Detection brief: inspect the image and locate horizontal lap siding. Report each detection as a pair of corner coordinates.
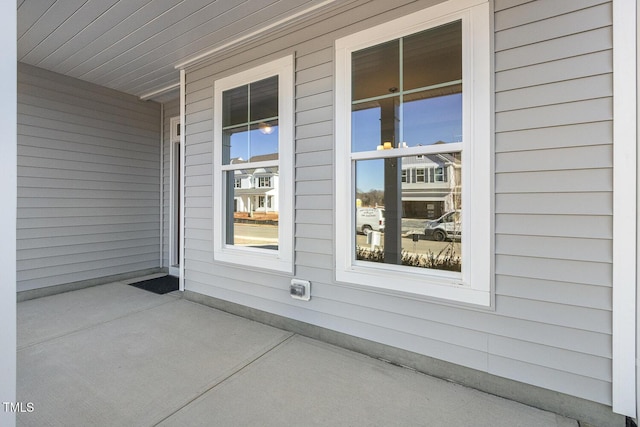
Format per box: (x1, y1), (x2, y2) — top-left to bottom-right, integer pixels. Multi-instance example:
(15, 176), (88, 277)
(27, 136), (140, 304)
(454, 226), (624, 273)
(17, 63), (161, 291)
(493, 0), (613, 404)
(183, 0), (614, 406)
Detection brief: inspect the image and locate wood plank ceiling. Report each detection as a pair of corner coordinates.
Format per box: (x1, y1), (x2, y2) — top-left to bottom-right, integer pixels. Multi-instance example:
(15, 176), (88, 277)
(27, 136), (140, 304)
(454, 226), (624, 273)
(17, 0), (332, 101)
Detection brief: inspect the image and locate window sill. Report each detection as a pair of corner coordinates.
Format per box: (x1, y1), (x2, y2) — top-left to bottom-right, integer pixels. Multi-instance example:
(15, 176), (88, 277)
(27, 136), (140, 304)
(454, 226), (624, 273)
(336, 265), (491, 307)
(214, 246), (292, 274)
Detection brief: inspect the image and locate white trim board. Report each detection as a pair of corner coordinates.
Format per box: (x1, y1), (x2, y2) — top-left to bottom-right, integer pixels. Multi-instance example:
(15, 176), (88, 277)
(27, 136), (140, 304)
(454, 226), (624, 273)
(178, 69), (186, 292)
(175, 0), (337, 70)
(612, 0), (637, 418)
(0, 0), (17, 422)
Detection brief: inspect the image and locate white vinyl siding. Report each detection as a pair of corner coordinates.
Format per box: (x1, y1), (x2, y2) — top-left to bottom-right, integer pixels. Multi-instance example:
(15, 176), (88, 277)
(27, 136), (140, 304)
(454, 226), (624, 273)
(181, 0), (615, 406)
(493, 0), (613, 404)
(17, 63), (161, 292)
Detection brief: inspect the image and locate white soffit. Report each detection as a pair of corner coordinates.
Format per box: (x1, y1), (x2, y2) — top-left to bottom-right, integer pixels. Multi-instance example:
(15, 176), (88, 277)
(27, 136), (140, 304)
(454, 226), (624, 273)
(17, 0), (338, 101)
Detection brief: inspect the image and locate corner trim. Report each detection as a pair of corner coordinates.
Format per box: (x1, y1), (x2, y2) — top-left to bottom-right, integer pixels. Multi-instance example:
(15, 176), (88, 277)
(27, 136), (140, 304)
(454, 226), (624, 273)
(612, 0), (638, 418)
(179, 69), (186, 292)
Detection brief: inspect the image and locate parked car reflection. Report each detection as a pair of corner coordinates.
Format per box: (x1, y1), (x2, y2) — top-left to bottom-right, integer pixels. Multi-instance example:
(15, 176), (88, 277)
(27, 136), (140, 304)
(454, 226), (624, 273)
(424, 210), (461, 241)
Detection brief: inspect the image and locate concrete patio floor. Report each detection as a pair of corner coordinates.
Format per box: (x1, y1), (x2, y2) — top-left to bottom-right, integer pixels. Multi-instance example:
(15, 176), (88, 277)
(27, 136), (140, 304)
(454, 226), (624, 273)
(17, 276), (579, 427)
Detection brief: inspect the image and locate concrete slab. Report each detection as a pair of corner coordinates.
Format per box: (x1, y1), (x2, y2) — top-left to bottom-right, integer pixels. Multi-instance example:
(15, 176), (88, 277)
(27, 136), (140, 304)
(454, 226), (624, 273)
(17, 283), (580, 427)
(18, 281), (174, 349)
(17, 298), (292, 427)
(159, 335), (578, 427)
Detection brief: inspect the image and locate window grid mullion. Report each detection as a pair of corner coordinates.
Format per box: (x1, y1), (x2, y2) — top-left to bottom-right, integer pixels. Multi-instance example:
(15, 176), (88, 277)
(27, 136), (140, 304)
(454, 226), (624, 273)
(351, 80), (462, 106)
(399, 37), (404, 145)
(247, 84), (251, 161)
(350, 143), (463, 161)
(221, 160), (278, 172)
(222, 115), (279, 131)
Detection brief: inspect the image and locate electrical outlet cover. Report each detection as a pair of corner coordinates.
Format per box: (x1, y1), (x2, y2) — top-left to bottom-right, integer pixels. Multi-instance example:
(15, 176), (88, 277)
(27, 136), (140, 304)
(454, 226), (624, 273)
(290, 279), (311, 301)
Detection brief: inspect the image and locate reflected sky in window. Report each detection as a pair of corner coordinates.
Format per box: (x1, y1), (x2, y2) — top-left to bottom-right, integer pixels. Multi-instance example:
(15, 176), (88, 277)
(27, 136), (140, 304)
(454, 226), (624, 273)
(351, 93), (461, 153)
(226, 123), (279, 163)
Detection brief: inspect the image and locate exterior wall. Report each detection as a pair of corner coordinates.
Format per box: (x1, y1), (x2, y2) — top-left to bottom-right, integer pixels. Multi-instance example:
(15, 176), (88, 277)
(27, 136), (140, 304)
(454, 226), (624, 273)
(182, 0), (614, 409)
(1, 1), (17, 424)
(17, 63), (162, 292)
(162, 98), (180, 268)
(493, 0), (613, 404)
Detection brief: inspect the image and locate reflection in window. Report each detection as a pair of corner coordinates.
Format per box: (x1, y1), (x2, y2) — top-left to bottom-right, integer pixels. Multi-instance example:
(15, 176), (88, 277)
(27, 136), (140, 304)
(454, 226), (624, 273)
(257, 176), (272, 188)
(222, 76), (279, 165)
(351, 21), (463, 273)
(225, 166), (279, 250)
(351, 21), (462, 153)
(221, 75), (279, 251)
(355, 155), (461, 272)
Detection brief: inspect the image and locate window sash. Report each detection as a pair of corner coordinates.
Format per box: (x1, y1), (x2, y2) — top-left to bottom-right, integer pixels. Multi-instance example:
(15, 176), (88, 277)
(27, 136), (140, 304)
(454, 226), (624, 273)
(335, 0), (491, 306)
(213, 55), (294, 273)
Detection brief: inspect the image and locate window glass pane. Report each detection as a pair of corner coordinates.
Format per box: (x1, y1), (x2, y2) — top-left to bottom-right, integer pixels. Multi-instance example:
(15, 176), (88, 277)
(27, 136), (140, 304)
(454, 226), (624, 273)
(352, 103), (380, 152)
(223, 125), (249, 165)
(352, 40), (399, 102)
(403, 21), (462, 91)
(403, 88), (462, 146)
(248, 120), (279, 161)
(223, 85), (248, 127)
(352, 97), (400, 152)
(250, 76), (278, 122)
(355, 154), (461, 272)
(225, 166), (279, 250)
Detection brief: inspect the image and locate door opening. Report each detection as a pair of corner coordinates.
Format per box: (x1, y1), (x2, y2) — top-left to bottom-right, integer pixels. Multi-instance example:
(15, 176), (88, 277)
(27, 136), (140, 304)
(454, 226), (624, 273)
(169, 117), (181, 276)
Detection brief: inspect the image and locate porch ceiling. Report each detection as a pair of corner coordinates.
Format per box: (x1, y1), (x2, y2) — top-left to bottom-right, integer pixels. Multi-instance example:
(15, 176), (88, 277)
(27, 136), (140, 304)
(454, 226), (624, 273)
(17, 0), (335, 102)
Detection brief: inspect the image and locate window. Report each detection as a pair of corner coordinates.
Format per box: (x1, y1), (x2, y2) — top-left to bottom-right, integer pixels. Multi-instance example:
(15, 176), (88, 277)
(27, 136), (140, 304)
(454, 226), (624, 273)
(213, 56), (294, 272)
(257, 176), (272, 188)
(335, 0), (491, 306)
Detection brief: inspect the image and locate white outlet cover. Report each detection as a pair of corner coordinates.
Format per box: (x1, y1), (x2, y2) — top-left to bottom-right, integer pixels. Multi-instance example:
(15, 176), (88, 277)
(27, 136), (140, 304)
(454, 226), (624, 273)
(290, 279), (311, 301)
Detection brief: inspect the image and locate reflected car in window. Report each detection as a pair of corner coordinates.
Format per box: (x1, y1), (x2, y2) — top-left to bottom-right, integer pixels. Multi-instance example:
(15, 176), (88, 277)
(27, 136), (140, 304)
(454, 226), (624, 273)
(424, 210), (461, 241)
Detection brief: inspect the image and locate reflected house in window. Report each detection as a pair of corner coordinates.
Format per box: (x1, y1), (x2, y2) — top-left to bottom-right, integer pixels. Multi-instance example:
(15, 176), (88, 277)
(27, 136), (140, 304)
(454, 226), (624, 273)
(230, 153), (279, 214)
(401, 147), (461, 220)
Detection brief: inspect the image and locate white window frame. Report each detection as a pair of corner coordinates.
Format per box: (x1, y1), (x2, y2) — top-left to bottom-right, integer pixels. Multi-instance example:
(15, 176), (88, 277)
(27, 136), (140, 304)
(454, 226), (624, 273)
(335, 0), (492, 306)
(213, 55), (294, 273)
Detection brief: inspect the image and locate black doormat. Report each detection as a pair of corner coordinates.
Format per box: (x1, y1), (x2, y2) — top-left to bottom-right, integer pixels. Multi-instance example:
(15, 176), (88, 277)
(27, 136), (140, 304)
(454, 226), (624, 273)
(129, 275), (179, 294)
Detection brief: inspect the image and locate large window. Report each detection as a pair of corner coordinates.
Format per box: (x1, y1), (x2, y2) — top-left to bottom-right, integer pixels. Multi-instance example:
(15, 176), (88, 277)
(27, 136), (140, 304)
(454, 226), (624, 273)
(335, 0), (491, 305)
(213, 56), (293, 272)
